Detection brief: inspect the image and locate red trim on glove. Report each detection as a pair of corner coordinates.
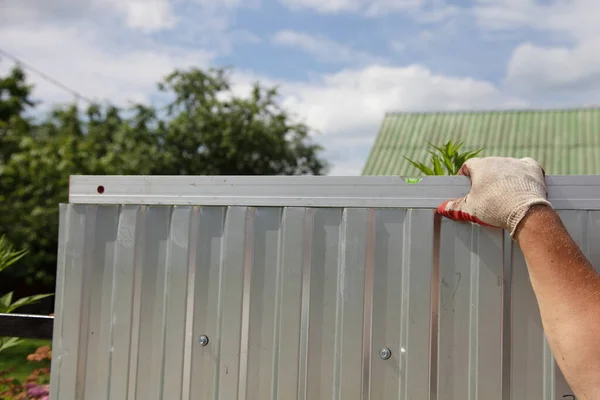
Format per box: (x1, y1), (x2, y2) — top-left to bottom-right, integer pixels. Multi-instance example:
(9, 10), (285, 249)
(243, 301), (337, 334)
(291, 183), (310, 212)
(436, 200), (495, 228)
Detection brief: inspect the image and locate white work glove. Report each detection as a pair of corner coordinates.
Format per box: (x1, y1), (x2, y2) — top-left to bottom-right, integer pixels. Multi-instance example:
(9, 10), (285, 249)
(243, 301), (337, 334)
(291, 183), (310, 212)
(436, 156), (552, 237)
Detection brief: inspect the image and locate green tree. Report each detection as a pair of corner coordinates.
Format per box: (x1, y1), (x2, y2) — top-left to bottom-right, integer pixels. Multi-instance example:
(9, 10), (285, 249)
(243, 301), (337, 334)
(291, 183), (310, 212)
(0, 65), (36, 164)
(0, 63), (328, 297)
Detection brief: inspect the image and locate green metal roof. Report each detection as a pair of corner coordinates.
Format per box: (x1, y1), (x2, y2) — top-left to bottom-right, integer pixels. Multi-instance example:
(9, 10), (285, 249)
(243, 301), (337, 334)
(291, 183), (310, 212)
(362, 107), (600, 176)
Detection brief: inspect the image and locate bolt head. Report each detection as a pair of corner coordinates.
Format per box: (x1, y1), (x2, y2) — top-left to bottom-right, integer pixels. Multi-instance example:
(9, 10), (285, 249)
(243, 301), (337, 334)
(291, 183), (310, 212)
(199, 335), (209, 346)
(379, 347), (391, 360)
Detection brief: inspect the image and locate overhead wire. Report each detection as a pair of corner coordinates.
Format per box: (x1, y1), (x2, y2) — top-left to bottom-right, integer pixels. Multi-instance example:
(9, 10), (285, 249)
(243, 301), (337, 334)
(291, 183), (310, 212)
(0, 47), (95, 104)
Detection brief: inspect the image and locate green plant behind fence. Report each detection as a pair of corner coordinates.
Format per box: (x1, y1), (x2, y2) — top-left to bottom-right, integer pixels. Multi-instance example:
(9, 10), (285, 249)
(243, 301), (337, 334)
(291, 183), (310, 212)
(404, 140), (483, 176)
(0, 236), (53, 353)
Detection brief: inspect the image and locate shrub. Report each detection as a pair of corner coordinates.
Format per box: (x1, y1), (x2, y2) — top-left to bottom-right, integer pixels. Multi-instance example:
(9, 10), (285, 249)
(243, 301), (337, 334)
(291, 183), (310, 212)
(0, 345), (51, 400)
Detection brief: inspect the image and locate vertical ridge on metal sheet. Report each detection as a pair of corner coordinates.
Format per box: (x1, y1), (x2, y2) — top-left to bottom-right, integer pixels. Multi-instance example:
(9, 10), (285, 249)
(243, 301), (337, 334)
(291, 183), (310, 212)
(369, 209), (406, 400)
(181, 207), (200, 400)
(217, 207), (249, 399)
(510, 232), (544, 399)
(467, 225), (480, 400)
(404, 210), (435, 399)
(306, 208), (343, 399)
(49, 204), (69, 400)
(83, 205), (119, 399)
(127, 206), (147, 400)
(245, 207), (281, 399)
(273, 208), (305, 399)
(361, 209), (376, 400)
(332, 209), (347, 399)
(75, 205), (98, 399)
(333, 208), (369, 400)
(237, 207), (255, 400)
(161, 206), (192, 399)
(134, 206), (172, 400)
(189, 206), (226, 399)
(471, 226), (503, 400)
(430, 213), (441, 400)
(108, 205), (142, 399)
(297, 208), (315, 400)
(501, 231), (512, 400)
(438, 218), (473, 400)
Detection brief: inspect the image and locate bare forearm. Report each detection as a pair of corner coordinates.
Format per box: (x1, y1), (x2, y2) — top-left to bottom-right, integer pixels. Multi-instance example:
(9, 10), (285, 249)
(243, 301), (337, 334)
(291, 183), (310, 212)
(515, 205), (600, 399)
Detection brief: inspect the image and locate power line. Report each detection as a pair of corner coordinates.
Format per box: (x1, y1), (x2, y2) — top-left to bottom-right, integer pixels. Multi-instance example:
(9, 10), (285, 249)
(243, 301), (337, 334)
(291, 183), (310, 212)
(0, 47), (95, 104)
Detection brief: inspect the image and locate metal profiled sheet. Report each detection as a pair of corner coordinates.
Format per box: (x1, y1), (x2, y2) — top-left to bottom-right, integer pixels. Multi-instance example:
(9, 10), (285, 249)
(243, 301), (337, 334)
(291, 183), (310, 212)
(335, 208), (370, 400)
(216, 206), (249, 399)
(369, 209), (435, 400)
(273, 207), (305, 399)
(370, 209), (408, 400)
(245, 207), (282, 399)
(438, 219), (474, 400)
(471, 226), (503, 399)
(134, 206), (171, 400)
(306, 208), (342, 399)
(109, 205), (142, 399)
(51, 204), (88, 400)
(83, 206), (119, 400)
(52, 200), (600, 400)
(438, 221), (503, 400)
(189, 206), (226, 399)
(510, 242), (545, 399)
(161, 206), (193, 399)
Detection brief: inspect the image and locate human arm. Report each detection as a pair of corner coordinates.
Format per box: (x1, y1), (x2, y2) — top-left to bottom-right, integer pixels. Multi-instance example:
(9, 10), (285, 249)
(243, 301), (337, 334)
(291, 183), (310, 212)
(514, 205), (600, 399)
(436, 157), (600, 399)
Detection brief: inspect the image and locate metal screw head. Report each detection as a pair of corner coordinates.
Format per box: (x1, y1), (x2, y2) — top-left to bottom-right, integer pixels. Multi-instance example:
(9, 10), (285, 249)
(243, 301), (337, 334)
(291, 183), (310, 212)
(199, 335), (209, 346)
(379, 347), (391, 360)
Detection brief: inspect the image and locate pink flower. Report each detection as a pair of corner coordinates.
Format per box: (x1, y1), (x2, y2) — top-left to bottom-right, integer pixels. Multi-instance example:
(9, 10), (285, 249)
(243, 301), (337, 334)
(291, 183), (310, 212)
(27, 384), (50, 398)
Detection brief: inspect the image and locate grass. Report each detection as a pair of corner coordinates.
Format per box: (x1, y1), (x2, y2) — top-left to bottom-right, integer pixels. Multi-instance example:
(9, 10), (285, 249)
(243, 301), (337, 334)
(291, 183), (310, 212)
(0, 339), (52, 382)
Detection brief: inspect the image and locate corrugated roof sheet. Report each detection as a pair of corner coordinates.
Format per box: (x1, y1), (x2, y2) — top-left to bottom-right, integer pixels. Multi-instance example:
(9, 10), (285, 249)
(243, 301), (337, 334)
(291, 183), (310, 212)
(361, 107), (600, 176)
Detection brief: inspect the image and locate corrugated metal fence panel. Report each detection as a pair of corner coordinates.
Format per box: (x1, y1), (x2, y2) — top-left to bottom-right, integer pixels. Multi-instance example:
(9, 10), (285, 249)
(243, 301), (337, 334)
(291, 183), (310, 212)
(51, 205), (598, 400)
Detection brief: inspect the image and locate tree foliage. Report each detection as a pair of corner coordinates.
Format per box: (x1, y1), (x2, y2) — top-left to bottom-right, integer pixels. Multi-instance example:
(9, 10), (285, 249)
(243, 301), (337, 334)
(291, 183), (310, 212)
(404, 140), (483, 176)
(0, 62), (328, 296)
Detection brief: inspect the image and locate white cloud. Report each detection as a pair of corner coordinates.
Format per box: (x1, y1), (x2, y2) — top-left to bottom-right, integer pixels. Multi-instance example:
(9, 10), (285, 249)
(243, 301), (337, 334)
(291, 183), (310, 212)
(475, 0), (600, 96)
(271, 30), (382, 64)
(234, 64), (523, 174)
(506, 38), (600, 95)
(0, 0), (178, 33)
(474, 0), (600, 40)
(278, 0), (423, 14)
(0, 25), (213, 107)
(103, 0), (179, 32)
(278, 64), (520, 137)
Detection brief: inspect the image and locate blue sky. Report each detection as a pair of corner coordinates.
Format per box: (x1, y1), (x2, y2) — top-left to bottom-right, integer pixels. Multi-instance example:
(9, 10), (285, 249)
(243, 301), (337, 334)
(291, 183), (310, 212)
(1, 0), (599, 175)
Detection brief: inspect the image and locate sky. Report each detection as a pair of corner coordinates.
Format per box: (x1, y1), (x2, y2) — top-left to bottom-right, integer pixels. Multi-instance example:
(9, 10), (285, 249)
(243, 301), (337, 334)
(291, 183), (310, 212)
(1, 0), (599, 175)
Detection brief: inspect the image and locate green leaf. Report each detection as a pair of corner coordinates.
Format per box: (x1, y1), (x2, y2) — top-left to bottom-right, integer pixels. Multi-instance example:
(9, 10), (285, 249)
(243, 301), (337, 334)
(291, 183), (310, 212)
(440, 153), (455, 175)
(0, 292), (13, 313)
(0, 235), (28, 274)
(0, 337), (23, 352)
(431, 155), (444, 175)
(6, 293), (54, 313)
(404, 157), (434, 175)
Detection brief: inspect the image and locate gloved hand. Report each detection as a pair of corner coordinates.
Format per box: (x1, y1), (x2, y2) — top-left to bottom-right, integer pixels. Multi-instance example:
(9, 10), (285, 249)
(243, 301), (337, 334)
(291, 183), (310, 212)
(436, 156), (552, 236)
